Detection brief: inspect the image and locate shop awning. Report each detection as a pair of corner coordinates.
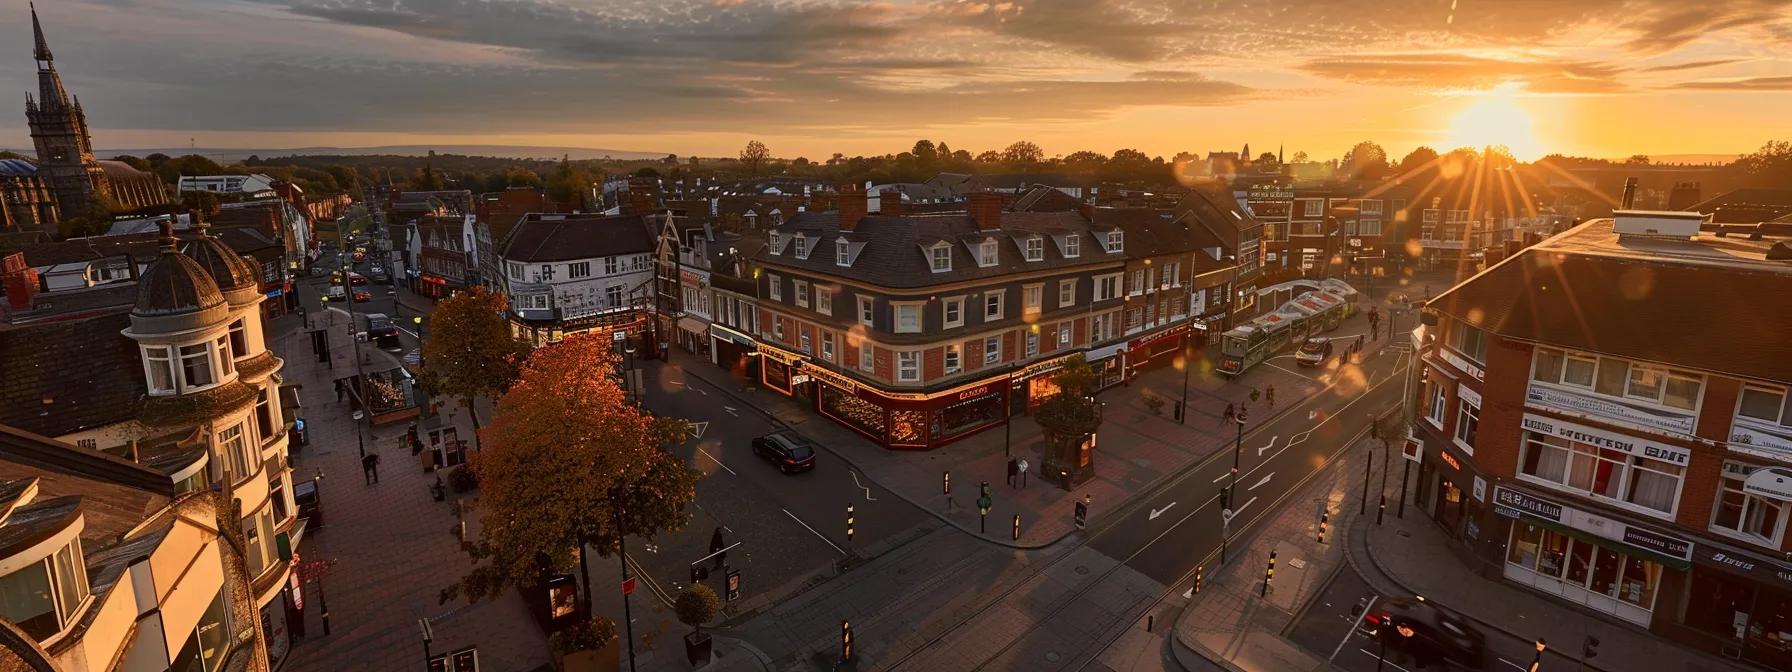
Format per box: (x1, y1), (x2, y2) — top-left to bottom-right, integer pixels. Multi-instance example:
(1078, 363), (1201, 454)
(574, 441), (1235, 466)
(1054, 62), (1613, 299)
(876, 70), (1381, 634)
(1507, 511), (1691, 571)
(677, 317), (708, 335)
(1086, 342), (1126, 361)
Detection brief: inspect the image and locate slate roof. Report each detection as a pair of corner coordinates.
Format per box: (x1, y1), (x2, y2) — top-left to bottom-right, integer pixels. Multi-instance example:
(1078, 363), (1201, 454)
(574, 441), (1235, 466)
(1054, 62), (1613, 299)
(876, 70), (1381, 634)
(0, 311), (146, 436)
(1010, 185), (1083, 212)
(134, 246), (224, 316)
(500, 213), (656, 263)
(1427, 218), (1792, 383)
(0, 158), (38, 177)
(1102, 208), (1234, 271)
(758, 210), (1119, 290)
(179, 224), (259, 292)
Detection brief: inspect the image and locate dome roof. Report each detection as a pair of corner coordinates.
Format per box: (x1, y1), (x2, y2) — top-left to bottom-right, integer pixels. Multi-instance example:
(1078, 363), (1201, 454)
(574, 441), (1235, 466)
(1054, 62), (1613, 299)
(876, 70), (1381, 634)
(134, 222), (224, 317)
(180, 216), (259, 292)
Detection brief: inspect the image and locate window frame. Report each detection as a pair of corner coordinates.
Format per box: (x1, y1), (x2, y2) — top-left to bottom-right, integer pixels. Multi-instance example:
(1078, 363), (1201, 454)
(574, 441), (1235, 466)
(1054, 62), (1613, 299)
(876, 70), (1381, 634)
(1058, 280), (1075, 307)
(1710, 461), (1788, 547)
(228, 320), (248, 361)
(859, 342), (875, 373)
(767, 273), (782, 302)
(858, 296), (875, 327)
(978, 239), (999, 267)
(821, 332), (835, 362)
(1517, 431), (1686, 519)
(894, 303), (923, 333)
(944, 344), (961, 374)
(984, 292), (1004, 320)
(1064, 235), (1081, 258)
(1105, 231), (1123, 253)
(836, 239), (851, 266)
(1023, 284), (1042, 313)
(1025, 236), (1044, 261)
(1425, 380), (1447, 430)
(943, 297), (965, 329)
(1454, 396), (1480, 455)
(929, 243), (952, 272)
(179, 343), (215, 389)
(897, 351), (921, 382)
(815, 286), (832, 316)
(794, 280), (809, 308)
(145, 345), (176, 394)
(984, 335), (1002, 365)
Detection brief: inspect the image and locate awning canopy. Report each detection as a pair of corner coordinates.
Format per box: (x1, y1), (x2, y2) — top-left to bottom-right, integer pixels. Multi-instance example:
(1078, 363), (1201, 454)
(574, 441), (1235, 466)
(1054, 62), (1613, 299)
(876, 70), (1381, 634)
(678, 317), (708, 334)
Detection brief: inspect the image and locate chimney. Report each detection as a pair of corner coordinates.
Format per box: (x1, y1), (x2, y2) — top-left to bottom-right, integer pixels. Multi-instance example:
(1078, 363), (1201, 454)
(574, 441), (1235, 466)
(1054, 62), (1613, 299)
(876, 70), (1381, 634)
(838, 184), (867, 232)
(1619, 177), (1639, 210)
(878, 190), (904, 216)
(968, 192), (1004, 231)
(3, 255), (40, 311)
(1668, 181), (1702, 211)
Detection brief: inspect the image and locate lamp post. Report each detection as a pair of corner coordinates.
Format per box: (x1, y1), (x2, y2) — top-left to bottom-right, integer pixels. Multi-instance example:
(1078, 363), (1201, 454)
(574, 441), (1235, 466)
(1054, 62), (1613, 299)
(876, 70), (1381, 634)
(1530, 638), (1548, 672)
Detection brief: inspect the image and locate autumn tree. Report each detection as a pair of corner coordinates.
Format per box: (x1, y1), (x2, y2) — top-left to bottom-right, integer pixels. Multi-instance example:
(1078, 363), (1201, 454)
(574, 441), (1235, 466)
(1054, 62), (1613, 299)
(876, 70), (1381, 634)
(418, 287), (532, 451)
(739, 140), (771, 175)
(441, 334), (700, 616)
(545, 158), (596, 207)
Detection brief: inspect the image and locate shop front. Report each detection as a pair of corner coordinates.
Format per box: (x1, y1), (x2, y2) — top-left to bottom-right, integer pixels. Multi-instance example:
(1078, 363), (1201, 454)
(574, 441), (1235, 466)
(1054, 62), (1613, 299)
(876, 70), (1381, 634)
(1127, 324), (1189, 377)
(676, 317), (711, 360)
(709, 325), (757, 381)
(1412, 422), (1488, 544)
(1494, 485), (1692, 627)
(1681, 543), (1792, 669)
(758, 344), (804, 396)
(1011, 353), (1078, 415)
(806, 364), (1010, 449)
(1085, 342), (1127, 391)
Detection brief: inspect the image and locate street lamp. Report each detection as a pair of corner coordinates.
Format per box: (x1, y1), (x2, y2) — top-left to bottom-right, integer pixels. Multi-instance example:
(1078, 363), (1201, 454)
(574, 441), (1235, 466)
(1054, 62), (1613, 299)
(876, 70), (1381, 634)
(1530, 638), (1548, 672)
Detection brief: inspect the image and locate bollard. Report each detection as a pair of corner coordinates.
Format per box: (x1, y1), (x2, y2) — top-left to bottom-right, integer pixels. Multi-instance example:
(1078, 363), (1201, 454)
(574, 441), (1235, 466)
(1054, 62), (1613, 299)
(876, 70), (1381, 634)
(1262, 549), (1277, 597)
(1318, 511), (1329, 544)
(1012, 513), (1021, 541)
(847, 504), (856, 546)
(1194, 566), (1203, 595)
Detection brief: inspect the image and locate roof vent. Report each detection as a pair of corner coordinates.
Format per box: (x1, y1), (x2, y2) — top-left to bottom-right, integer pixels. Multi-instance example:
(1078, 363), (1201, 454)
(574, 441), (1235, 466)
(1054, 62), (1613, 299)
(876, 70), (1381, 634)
(1612, 210), (1707, 240)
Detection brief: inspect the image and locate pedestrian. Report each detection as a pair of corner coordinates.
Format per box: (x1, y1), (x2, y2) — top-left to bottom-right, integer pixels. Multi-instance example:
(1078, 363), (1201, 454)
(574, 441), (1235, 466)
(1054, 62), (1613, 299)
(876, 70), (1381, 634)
(1266, 384), (1276, 408)
(1355, 334), (1364, 352)
(362, 452), (381, 484)
(297, 305), (308, 328)
(1371, 323), (1380, 340)
(1007, 457), (1019, 487)
(1018, 458), (1030, 488)
(710, 527), (727, 570)
(1223, 402), (1236, 424)
(334, 379), (345, 403)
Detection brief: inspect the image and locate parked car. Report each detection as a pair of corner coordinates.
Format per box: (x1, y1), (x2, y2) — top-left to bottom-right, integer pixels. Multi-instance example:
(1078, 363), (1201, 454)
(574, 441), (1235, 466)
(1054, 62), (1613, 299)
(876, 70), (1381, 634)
(351, 288), (372, 303)
(1294, 337), (1333, 367)
(325, 285), (346, 302)
(1363, 599), (1486, 669)
(751, 431), (817, 473)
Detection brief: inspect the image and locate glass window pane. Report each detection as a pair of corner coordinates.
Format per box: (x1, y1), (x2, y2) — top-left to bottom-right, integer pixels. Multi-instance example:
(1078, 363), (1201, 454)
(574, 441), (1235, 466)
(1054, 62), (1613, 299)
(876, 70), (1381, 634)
(1534, 349), (1564, 383)
(1739, 387), (1785, 423)
(1663, 375), (1700, 411)
(0, 560), (59, 639)
(1627, 367), (1663, 401)
(1564, 357), (1596, 387)
(1595, 358), (1628, 396)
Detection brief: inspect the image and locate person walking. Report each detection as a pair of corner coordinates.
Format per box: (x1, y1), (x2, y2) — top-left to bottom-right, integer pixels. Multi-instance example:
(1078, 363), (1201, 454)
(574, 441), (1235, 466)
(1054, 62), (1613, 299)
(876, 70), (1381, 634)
(1223, 402), (1236, 425)
(334, 379), (346, 403)
(362, 452), (381, 484)
(1017, 458), (1030, 489)
(1266, 384), (1276, 409)
(1007, 457), (1019, 487)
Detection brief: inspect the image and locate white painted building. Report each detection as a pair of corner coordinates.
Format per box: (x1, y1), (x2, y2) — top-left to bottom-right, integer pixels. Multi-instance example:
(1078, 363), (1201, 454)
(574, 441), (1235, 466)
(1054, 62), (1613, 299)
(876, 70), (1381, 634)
(497, 213), (658, 345)
(177, 174), (278, 195)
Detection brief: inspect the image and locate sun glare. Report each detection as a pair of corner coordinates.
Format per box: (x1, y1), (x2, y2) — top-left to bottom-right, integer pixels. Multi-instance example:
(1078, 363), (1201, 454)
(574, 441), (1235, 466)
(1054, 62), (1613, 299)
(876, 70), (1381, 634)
(1445, 86), (1542, 161)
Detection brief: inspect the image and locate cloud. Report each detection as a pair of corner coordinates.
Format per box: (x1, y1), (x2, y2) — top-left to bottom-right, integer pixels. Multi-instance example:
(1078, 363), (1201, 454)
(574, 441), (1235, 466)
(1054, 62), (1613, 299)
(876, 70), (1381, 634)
(1299, 54), (1628, 93)
(1619, 1), (1792, 52)
(1641, 58), (1749, 72)
(1669, 75), (1792, 90)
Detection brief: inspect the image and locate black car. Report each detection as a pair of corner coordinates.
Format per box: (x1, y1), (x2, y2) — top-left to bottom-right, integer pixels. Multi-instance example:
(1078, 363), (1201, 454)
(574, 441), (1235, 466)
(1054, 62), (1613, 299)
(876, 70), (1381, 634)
(751, 431), (817, 473)
(363, 313), (403, 351)
(1364, 599), (1486, 669)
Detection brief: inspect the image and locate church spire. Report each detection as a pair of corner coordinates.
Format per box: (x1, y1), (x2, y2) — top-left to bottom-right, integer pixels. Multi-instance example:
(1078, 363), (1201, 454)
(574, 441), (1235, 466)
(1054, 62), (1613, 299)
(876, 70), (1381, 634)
(31, 2), (53, 64)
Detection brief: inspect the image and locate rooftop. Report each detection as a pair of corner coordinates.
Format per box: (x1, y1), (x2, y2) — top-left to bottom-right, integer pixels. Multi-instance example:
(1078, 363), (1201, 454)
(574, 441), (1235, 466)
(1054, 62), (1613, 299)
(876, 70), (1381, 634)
(500, 213), (657, 263)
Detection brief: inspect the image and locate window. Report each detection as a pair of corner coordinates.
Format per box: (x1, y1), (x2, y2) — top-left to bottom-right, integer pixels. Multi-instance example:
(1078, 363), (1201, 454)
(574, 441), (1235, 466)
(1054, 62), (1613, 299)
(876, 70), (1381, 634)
(1064, 235), (1080, 257)
(1094, 274), (1121, 301)
(1105, 231), (1123, 253)
(768, 231), (782, 255)
(243, 506), (276, 578)
(228, 320), (248, 360)
(1164, 261), (1181, 286)
(1519, 432), (1685, 516)
(1303, 199), (1324, 217)
(836, 239), (851, 266)
(1126, 308), (1141, 330)
(1025, 330), (1039, 357)
(568, 262), (591, 278)
(984, 292), (1004, 320)
(1712, 462), (1787, 545)
(984, 336), (1002, 365)
(793, 234), (811, 260)
(605, 256), (620, 274)
(896, 304), (921, 333)
(219, 423), (251, 483)
(1426, 381), (1447, 429)
(1025, 237), (1044, 261)
(772, 317), (784, 340)
(1091, 313), (1111, 341)
(1454, 397), (1480, 453)
(979, 240), (998, 267)
(538, 264), (555, 282)
(215, 336), (234, 376)
(799, 331), (811, 353)
(860, 342), (875, 373)
(605, 285), (624, 307)
(1448, 322), (1488, 363)
(180, 344), (214, 388)
(0, 540), (88, 641)
(1058, 323), (1071, 346)
(255, 387), (276, 441)
(897, 351), (920, 382)
(821, 333), (835, 362)
(1130, 269), (1146, 294)
(271, 476), (290, 523)
(943, 297), (964, 328)
(1023, 285), (1042, 312)
(767, 273), (782, 301)
(519, 293), (550, 310)
(507, 262), (523, 280)
(815, 287), (833, 315)
(1738, 385), (1788, 424)
(795, 280), (809, 308)
(858, 297), (875, 327)
(1534, 348), (1702, 411)
(945, 344), (962, 374)
(146, 346), (175, 393)
(1058, 280), (1075, 307)
(930, 244), (952, 272)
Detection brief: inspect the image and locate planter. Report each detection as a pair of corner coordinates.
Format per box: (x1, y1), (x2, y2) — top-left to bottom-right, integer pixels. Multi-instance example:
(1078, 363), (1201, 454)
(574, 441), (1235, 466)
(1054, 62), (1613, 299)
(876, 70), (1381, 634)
(684, 631), (713, 667)
(552, 638), (619, 672)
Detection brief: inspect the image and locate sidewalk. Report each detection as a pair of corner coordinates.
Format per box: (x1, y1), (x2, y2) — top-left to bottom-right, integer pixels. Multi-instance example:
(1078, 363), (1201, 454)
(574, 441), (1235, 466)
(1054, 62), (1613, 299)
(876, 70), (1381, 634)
(1351, 490), (1756, 672)
(674, 309), (1393, 550)
(1170, 435), (1375, 672)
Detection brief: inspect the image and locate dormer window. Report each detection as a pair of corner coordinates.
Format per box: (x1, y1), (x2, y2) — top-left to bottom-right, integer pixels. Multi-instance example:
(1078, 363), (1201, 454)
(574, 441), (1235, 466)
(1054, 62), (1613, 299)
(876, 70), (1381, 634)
(772, 210), (785, 226)
(794, 233), (810, 260)
(978, 239), (999, 267)
(836, 239), (851, 267)
(1025, 237), (1044, 261)
(1064, 235), (1080, 258)
(1105, 231), (1124, 253)
(768, 231), (782, 255)
(930, 243), (952, 272)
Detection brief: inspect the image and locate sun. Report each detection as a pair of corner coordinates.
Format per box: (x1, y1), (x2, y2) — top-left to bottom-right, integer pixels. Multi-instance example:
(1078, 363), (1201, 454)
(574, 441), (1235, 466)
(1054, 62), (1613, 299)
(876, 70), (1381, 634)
(1444, 85), (1542, 161)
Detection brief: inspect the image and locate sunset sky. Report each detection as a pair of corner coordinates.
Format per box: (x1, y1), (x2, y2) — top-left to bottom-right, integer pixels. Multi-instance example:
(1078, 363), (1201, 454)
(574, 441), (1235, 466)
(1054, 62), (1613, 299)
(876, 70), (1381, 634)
(2, 0), (1789, 161)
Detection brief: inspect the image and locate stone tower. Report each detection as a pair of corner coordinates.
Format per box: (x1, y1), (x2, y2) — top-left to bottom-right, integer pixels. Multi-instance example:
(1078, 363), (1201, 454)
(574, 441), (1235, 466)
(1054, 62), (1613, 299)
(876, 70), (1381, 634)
(24, 3), (105, 217)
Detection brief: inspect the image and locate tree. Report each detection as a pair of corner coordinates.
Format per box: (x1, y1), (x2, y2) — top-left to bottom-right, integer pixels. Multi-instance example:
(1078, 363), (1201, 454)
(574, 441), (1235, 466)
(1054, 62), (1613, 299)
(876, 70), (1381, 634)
(1624, 154), (1652, 165)
(410, 164), (446, 190)
(1395, 146), (1439, 174)
(675, 584), (720, 635)
(1035, 354), (1103, 485)
(1000, 141), (1044, 166)
(1290, 150), (1310, 163)
(441, 334), (700, 616)
(504, 166), (542, 188)
(739, 140), (771, 176)
(545, 159), (595, 207)
(975, 150), (1002, 163)
(1339, 141), (1390, 181)
(418, 287), (532, 452)
(911, 139), (938, 164)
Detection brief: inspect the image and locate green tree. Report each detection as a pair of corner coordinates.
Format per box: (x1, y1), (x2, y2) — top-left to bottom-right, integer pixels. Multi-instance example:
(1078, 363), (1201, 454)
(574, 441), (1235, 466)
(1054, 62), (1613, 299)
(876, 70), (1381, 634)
(739, 140), (771, 176)
(418, 287), (532, 452)
(441, 334), (700, 616)
(545, 159), (595, 207)
(111, 155), (151, 171)
(1000, 141), (1044, 166)
(410, 164), (446, 190)
(675, 584), (720, 635)
(911, 139), (938, 164)
(325, 165), (363, 193)
(1035, 355), (1102, 441)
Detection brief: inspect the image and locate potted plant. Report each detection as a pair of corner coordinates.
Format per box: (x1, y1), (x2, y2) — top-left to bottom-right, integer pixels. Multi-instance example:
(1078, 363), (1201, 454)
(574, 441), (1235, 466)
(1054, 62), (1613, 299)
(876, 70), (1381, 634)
(676, 584), (720, 666)
(550, 615), (619, 672)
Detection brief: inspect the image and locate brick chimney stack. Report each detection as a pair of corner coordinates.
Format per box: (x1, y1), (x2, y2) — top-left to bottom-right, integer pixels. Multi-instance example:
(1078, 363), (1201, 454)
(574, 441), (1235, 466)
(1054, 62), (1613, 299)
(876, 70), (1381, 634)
(621, 189), (657, 217)
(878, 190), (904, 216)
(838, 184), (867, 231)
(968, 192), (1003, 230)
(2, 252), (39, 310)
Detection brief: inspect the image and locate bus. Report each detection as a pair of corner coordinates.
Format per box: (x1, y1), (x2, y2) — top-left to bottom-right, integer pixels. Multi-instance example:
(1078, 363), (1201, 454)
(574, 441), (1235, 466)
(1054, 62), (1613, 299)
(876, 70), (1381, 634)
(1217, 281), (1357, 376)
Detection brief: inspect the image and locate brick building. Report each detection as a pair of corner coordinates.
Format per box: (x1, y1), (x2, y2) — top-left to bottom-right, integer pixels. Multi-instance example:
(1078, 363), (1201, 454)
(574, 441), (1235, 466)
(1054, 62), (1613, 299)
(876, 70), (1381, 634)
(1409, 210), (1792, 668)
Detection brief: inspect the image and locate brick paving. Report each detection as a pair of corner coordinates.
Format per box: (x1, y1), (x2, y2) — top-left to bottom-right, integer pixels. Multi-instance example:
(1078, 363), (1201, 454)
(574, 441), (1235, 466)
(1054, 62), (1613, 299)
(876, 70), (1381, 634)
(274, 306), (552, 672)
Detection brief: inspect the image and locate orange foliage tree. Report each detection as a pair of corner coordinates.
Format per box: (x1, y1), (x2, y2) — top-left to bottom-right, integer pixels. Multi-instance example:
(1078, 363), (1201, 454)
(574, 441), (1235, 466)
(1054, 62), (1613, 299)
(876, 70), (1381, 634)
(418, 287), (532, 450)
(441, 334), (699, 613)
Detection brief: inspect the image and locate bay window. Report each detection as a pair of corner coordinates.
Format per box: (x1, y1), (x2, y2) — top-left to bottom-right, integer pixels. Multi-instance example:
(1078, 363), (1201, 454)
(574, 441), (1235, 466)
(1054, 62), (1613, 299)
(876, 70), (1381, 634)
(0, 539), (89, 641)
(219, 423), (251, 483)
(180, 343), (214, 388)
(1519, 432), (1684, 516)
(146, 346), (176, 394)
(228, 319), (248, 360)
(215, 336), (234, 376)
(1712, 462), (1787, 546)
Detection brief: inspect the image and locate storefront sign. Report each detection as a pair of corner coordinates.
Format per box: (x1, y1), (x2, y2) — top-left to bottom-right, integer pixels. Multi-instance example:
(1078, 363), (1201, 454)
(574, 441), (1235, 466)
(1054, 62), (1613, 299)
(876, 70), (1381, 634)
(1439, 449), (1461, 471)
(1698, 547), (1792, 588)
(1403, 435), (1423, 462)
(1742, 467), (1792, 502)
(1622, 526), (1692, 560)
(1728, 419), (1792, 464)
(680, 269), (710, 288)
(1014, 354), (1074, 381)
(1129, 324), (1189, 352)
(1456, 383), (1482, 408)
(1472, 476), (1486, 503)
(1495, 486), (1562, 522)
(1439, 348), (1485, 381)
(957, 385), (993, 402)
(1520, 414), (1691, 466)
(1525, 383), (1696, 437)
(1495, 486), (1693, 562)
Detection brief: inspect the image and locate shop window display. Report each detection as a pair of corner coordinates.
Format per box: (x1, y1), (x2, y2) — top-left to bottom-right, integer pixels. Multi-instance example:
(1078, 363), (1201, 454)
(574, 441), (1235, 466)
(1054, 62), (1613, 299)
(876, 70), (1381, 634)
(821, 386), (886, 439)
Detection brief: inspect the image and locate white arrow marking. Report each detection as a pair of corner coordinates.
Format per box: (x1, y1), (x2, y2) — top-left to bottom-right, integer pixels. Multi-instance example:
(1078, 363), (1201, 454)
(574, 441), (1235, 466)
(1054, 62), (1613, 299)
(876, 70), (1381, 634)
(689, 421), (709, 440)
(694, 387), (708, 396)
(1250, 473), (1273, 491)
(1182, 587), (1194, 598)
(1149, 502), (1177, 520)
(1257, 436), (1279, 456)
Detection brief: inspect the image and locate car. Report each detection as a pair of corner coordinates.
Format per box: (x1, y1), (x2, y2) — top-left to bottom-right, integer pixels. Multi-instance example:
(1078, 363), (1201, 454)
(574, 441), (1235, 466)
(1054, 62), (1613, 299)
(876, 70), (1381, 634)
(325, 285), (346, 302)
(1362, 599), (1486, 669)
(1294, 337), (1333, 367)
(351, 288), (372, 303)
(363, 313), (403, 350)
(352, 251), (366, 263)
(332, 271), (369, 286)
(751, 431), (817, 473)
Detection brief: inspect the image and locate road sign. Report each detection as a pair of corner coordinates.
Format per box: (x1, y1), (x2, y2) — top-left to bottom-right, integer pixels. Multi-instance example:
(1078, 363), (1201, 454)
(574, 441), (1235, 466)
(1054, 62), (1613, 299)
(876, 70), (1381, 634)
(726, 568), (741, 601)
(621, 577), (636, 595)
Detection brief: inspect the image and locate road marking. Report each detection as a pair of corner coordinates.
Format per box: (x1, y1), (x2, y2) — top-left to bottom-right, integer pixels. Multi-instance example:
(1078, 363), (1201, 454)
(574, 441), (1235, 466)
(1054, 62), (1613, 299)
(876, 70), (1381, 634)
(1495, 659), (1526, 671)
(1267, 362), (1311, 378)
(724, 407), (739, 417)
(784, 508), (846, 556)
(669, 380), (685, 386)
(1358, 649), (1412, 672)
(1288, 430), (1312, 446)
(1257, 436), (1278, 456)
(1148, 502), (1177, 520)
(694, 387), (708, 396)
(695, 447), (735, 475)
(1231, 496), (1258, 516)
(1249, 473), (1272, 491)
(1212, 472), (1230, 484)
(849, 470), (878, 501)
(689, 421), (709, 440)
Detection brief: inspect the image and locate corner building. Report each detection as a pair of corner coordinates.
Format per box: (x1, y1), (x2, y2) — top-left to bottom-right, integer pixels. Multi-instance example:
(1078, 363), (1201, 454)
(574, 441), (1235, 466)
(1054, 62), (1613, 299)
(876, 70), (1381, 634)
(1410, 211), (1792, 669)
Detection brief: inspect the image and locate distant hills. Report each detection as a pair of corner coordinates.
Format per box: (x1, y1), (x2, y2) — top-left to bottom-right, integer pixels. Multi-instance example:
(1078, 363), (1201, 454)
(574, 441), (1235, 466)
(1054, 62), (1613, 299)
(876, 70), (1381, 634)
(72, 145), (669, 163)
